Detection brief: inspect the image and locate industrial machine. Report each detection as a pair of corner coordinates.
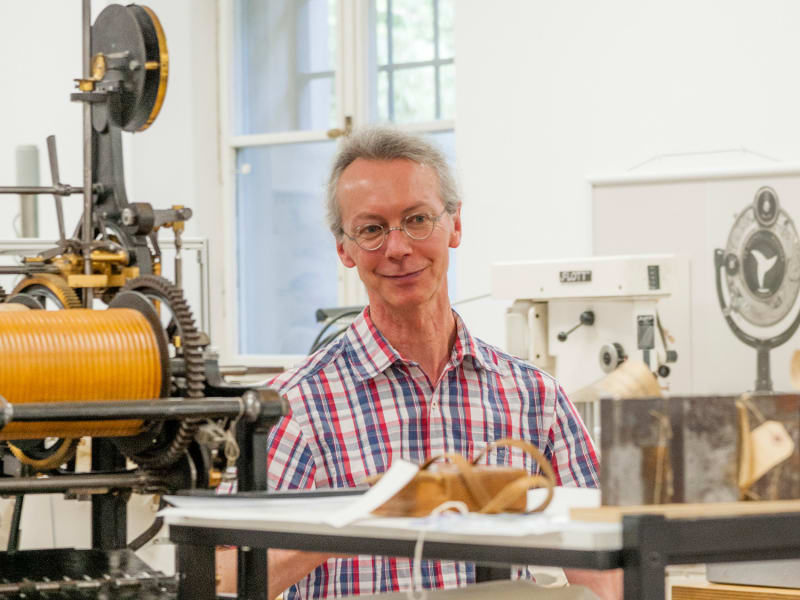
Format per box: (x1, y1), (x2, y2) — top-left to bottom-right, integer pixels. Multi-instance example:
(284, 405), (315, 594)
(492, 255), (679, 434)
(493, 255), (799, 591)
(0, 3), (285, 598)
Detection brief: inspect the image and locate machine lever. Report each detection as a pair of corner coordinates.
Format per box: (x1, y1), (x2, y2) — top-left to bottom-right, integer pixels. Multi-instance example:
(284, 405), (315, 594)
(557, 310), (595, 342)
(46, 135), (67, 246)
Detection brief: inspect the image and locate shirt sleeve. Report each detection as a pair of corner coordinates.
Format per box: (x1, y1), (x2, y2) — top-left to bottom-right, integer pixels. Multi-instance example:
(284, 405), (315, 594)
(546, 383), (599, 488)
(267, 414), (317, 491)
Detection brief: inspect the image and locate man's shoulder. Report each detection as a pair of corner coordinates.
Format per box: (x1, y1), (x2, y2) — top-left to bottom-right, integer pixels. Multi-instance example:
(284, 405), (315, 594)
(472, 335), (559, 389)
(267, 337), (350, 396)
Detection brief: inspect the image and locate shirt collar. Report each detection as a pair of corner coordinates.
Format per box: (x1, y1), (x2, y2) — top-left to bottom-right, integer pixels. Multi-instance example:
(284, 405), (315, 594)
(344, 307), (507, 382)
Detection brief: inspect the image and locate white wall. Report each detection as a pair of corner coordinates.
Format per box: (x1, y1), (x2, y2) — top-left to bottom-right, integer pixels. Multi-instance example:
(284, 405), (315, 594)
(454, 0), (800, 347)
(0, 1), (85, 240)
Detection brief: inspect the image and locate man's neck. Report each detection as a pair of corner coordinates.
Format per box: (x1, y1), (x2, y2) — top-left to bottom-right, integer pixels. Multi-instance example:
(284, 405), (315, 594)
(369, 297), (457, 386)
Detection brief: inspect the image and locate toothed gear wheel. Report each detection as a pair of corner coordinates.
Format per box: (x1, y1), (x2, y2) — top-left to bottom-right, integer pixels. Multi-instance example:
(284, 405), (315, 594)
(0, 285), (6, 303)
(119, 275), (205, 468)
(10, 274), (81, 309)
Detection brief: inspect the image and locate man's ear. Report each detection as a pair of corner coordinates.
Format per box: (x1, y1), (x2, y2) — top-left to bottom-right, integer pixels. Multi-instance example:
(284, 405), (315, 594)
(337, 238), (356, 268)
(448, 203), (462, 249)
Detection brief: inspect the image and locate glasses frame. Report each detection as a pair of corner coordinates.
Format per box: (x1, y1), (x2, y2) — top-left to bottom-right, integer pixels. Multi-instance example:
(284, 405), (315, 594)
(344, 208), (448, 251)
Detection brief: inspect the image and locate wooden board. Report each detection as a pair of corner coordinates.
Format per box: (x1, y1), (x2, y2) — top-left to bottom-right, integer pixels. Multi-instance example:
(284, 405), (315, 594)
(570, 499), (800, 523)
(672, 583), (800, 599)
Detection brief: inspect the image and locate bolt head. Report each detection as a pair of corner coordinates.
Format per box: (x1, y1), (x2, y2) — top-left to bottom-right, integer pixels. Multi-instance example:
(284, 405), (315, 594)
(121, 207), (136, 226)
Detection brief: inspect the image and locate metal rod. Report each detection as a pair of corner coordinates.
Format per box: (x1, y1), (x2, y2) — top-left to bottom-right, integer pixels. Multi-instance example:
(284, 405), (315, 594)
(82, 0), (94, 307)
(0, 186), (82, 195)
(0, 265), (62, 275)
(47, 135), (68, 245)
(0, 471), (154, 494)
(174, 229), (183, 289)
(0, 575), (169, 594)
(6, 397), (248, 423)
(16, 145), (40, 237)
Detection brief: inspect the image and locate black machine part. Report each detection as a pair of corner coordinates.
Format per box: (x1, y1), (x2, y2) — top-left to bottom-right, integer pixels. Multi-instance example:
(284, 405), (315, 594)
(89, 5), (168, 133)
(0, 548), (177, 599)
(110, 276), (205, 467)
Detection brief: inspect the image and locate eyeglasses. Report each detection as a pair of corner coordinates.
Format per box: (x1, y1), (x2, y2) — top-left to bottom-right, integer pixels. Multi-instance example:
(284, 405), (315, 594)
(344, 209), (448, 251)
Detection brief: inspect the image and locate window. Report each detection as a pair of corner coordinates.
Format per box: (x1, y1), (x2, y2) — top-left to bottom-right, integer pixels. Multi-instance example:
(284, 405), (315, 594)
(222, 0), (455, 362)
(374, 0), (455, 123)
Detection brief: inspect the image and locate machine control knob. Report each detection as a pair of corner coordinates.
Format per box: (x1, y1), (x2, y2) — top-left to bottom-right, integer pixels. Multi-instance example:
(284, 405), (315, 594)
(557, 310), (595, 342)
(657, 364), (671, 378)
(665, 349), (678, 363)
(598, 342), (626, 373)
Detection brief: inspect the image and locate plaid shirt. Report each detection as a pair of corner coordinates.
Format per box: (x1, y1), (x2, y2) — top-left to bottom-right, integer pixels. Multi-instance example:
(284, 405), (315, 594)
(267, 308), (598, 599)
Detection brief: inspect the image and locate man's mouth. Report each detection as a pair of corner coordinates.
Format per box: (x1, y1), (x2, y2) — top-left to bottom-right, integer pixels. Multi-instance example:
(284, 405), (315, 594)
(380, 268), (425, 280)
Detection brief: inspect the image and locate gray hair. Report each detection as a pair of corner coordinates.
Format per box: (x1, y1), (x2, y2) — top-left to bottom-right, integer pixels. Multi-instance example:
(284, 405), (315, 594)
(326, 126), (460, 239)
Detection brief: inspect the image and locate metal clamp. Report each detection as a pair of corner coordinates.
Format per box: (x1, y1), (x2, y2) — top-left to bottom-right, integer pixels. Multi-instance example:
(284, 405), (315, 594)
(0, 395), (13, 429)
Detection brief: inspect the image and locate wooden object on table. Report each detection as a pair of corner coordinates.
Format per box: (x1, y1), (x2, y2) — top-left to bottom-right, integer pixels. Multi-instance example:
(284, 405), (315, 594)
(570, 499), (800, 523)
(672, 582), (800, 599)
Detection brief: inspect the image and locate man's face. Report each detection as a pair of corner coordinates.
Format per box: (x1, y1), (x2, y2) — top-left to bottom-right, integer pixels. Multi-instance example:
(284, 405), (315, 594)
(336, 158), (462, 313)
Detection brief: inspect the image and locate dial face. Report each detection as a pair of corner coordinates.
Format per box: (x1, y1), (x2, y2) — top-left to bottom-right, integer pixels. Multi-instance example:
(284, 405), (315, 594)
(742, 229), (785, 299)
(723, 188), (800, 327)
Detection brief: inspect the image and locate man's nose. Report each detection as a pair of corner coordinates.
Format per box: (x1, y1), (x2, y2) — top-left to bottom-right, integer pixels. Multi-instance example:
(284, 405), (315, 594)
(383, 226), (412, 258)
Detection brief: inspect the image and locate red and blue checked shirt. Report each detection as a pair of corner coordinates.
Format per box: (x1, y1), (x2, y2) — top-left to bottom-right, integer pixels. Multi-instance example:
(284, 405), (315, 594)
(266, 308), (598, 599)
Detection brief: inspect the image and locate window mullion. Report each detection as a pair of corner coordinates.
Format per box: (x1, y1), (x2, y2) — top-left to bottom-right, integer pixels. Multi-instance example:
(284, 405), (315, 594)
(434, 0), (441, 120)
(386, 0), (395, 122)
(338, 0), (369, 306)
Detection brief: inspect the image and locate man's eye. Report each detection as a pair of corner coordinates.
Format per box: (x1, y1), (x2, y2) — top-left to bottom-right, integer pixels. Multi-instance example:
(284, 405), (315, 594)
(359, 224), (383, 236)
(407, 214), (429, 225)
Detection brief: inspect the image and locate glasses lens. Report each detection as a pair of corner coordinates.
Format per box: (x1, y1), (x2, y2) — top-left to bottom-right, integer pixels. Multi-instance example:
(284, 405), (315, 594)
(403, 214), (434, 239)
(355, 224), (385, 250)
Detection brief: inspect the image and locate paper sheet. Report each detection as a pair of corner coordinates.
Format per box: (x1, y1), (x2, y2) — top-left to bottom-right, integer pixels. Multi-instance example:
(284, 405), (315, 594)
(163, 458), (419, 528)
(161, 472), (604, 538)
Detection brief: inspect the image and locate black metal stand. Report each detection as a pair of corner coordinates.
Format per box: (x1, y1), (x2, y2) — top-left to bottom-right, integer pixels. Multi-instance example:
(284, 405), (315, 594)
(176, 541), (216, 600)
(91, 438), (128, 550)
(233, 419), (273, 599)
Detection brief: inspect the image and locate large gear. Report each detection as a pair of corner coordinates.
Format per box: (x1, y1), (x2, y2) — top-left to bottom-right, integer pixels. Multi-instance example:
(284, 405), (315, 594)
(118, 275), (205, 468)
(0, 284), (6, 303)
(10, 274), (81, 310)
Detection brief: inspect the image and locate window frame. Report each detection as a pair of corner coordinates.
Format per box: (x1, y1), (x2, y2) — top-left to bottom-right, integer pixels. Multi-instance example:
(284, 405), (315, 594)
(217, 0), (455, 366)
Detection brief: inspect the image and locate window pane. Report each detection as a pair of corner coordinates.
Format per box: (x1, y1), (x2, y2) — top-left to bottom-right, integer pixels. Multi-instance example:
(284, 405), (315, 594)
(234, 0), (337, 134)
(393, 66), (435, 123)
(390, 0), (435, 64)
(377, 70), (390, 121)
(236, 141), (339, 354)
(440, 63), (455, 120)
(437, 0), (454, 59)
(372, 0), (454, 124)
(376, 0), (388, 65)
(300, 76), (336, 131)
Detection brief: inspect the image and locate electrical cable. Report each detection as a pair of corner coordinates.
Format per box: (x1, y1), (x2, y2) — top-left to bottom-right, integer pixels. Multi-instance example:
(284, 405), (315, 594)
(308, 309), (362, 354)
(128, 496), (167, 551)
(7, 494), (23, 552)
(311, 327), (351, 354)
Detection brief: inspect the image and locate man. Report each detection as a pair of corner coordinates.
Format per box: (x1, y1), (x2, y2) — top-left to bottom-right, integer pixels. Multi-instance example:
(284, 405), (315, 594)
(263, 127), (620, 599)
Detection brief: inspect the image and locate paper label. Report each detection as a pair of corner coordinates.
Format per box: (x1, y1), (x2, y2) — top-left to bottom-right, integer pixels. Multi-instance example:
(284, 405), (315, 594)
(743, 420), (795, 487)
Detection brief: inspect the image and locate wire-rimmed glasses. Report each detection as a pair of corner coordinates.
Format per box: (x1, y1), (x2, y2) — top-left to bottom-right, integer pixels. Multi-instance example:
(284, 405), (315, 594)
(344, 209), (448, 251)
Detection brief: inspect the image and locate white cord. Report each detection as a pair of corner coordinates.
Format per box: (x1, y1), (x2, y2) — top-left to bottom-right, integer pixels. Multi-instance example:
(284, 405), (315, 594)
(407, 501), (470, 600)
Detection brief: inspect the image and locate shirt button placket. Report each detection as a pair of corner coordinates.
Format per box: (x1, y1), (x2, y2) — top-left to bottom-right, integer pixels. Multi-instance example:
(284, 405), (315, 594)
(429, 388), (443, 454)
